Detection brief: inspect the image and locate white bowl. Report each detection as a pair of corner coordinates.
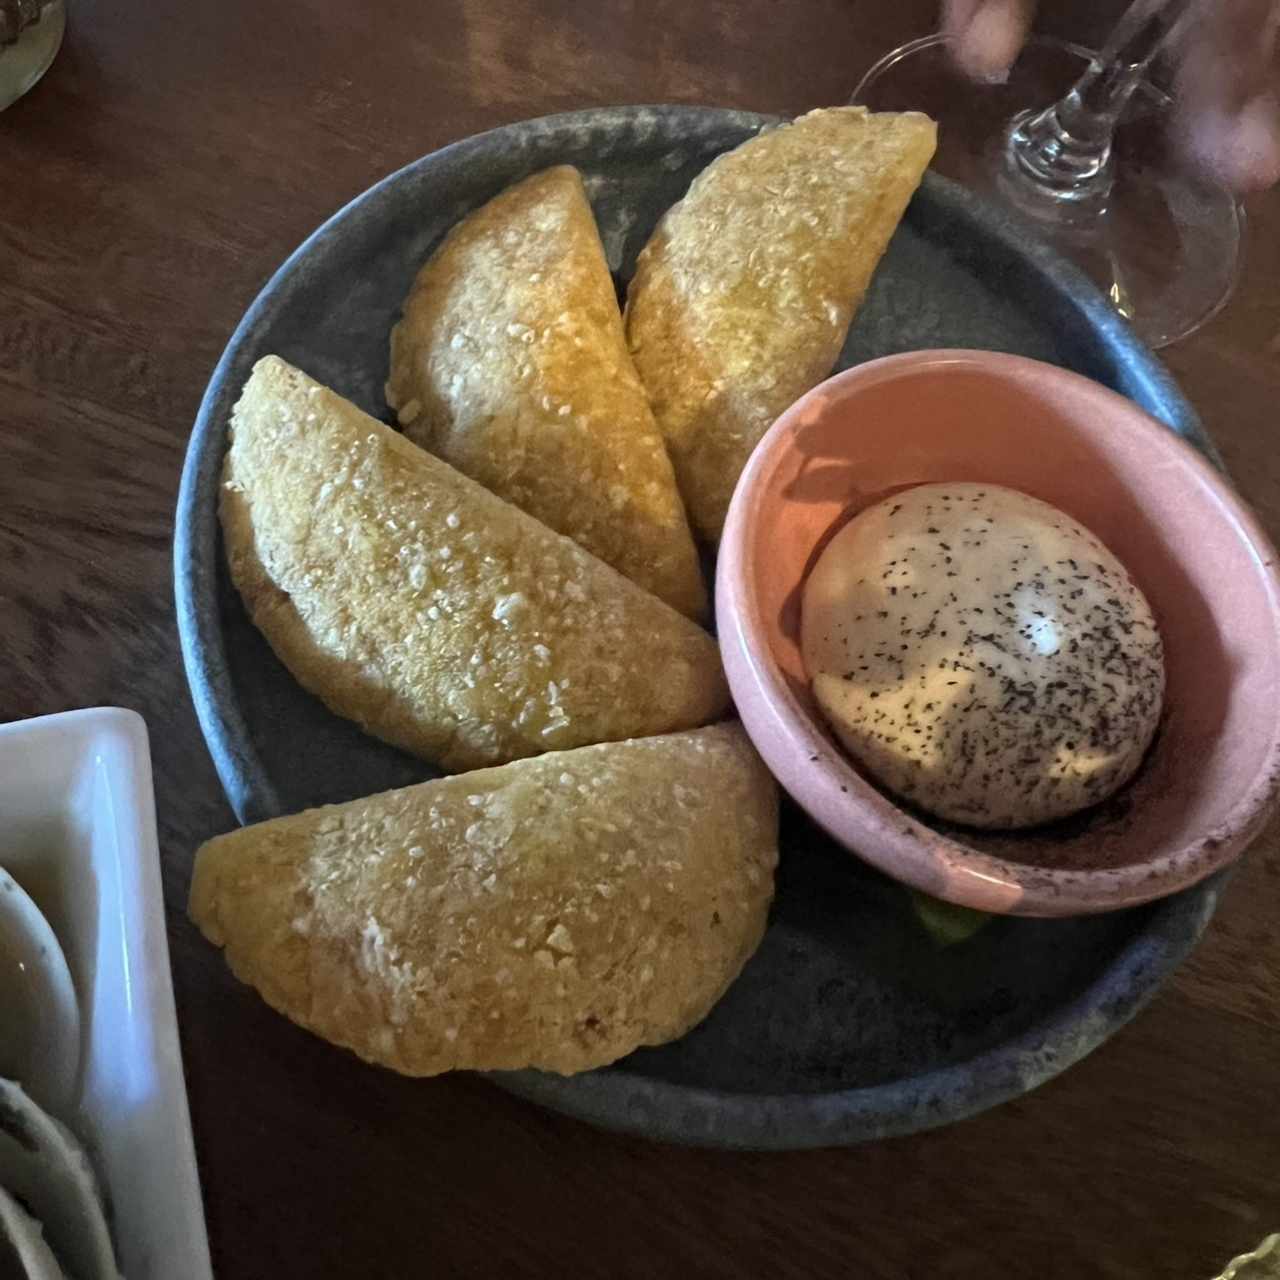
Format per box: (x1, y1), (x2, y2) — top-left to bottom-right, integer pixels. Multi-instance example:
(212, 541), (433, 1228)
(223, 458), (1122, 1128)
(0, 1078), (118, 1280)
(0, 709), (212, 1280)
(0, 1183), (68, 1280)
(0, 869), (81, 1116)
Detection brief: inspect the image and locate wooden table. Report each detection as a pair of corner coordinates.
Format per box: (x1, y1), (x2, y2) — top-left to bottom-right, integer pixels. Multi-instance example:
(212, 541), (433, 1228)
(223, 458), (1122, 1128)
(3, 1), (1278, 1276)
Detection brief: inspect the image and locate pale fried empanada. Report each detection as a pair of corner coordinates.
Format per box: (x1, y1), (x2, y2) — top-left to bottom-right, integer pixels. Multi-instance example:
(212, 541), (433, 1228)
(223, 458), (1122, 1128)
(220, 357), (728, 772)
(189, 724), (779, 1076)
(625, 107), (937, 541)
(387, 166), (706, 619)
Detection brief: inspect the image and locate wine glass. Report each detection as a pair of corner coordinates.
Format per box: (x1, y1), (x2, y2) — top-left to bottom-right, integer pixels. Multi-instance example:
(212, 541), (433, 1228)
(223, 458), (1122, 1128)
(852, 0), (1243, 348)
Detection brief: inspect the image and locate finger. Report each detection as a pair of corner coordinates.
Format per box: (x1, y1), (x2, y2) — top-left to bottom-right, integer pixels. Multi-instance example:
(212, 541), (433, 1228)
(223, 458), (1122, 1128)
(941, 0), (984, 36)
(1173, 0), (1280, 192)
(943, 0), (1036, 82)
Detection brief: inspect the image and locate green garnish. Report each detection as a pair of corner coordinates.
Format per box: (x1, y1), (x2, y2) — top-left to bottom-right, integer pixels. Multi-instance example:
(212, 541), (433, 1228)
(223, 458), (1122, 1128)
(909, 890), (992, 947)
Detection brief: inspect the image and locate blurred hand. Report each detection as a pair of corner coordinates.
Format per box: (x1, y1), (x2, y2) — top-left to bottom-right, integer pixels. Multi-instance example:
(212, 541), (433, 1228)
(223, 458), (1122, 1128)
(941, 0), (1280, 191)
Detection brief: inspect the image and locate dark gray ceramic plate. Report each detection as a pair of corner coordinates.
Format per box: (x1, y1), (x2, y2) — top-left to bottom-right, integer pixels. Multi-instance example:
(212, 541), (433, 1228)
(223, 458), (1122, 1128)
(174, 106), (1223, 1150)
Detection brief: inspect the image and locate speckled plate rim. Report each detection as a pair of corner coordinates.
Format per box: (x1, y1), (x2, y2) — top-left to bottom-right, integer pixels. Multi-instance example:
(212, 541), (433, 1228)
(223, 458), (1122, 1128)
(496, 868), (1221, 1149)
(174, 105), (1224, 1150)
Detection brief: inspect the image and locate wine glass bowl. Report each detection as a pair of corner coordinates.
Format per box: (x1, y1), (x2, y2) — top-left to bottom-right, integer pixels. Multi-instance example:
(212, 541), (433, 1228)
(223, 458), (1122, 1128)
(853, 31), (1243, 347)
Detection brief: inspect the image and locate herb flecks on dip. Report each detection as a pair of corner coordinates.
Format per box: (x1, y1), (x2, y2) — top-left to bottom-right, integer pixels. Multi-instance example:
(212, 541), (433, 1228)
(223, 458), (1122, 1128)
(800, 482), (1165, 830)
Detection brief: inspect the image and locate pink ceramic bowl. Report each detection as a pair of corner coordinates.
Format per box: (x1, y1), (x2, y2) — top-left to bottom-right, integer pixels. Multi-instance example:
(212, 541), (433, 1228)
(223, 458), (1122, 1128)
(717, 350), (1280, 916)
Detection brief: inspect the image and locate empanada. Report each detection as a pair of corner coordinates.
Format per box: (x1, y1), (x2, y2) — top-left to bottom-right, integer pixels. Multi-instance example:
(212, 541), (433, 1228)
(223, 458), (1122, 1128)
(220, 357), (728, 772)
(387, 166), (706, 618)
(625, 107), (936, 540)
(189, 724), (779, 1076)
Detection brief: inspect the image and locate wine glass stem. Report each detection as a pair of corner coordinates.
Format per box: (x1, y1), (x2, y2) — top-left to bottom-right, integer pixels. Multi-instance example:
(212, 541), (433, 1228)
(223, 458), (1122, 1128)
(1005, 0), (1197, 203)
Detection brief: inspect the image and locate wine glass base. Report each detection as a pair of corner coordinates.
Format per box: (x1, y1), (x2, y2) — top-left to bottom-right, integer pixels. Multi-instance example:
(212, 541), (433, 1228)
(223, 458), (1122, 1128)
(853, 34), (1242, 348)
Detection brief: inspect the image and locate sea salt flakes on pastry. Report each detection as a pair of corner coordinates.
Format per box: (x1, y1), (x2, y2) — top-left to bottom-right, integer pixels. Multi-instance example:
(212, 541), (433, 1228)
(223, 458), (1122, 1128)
(387, 166), (706, 619)
(220, 356), (728, 772)
(625, 106), (937, 541)
(189, 724), (779, 1076)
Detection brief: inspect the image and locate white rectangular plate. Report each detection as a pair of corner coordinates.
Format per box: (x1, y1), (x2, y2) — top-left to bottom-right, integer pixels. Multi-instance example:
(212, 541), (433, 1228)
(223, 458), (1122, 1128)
(0, 708), (212, 1280)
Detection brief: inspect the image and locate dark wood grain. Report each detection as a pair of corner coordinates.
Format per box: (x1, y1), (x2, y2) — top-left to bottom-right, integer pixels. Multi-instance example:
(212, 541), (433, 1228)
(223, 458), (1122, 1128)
(2, 1), (1278, 1276)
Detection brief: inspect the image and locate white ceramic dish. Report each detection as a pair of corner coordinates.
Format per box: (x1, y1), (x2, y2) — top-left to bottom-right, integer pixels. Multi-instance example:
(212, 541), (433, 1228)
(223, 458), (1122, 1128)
(0, 709), (212, 1280)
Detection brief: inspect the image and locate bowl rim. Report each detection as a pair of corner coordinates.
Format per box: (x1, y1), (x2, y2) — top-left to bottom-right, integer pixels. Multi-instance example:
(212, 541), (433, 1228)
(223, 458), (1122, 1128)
(718, 347), (1280, 917)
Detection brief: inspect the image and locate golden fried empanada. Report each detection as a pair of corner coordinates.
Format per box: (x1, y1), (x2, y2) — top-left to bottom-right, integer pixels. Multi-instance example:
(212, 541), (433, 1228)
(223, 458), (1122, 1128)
(626, 107), (936, 541)
(220, 357), (728, 771)
(387, 166), (706, 618)
(189, 724), (779, 1077)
